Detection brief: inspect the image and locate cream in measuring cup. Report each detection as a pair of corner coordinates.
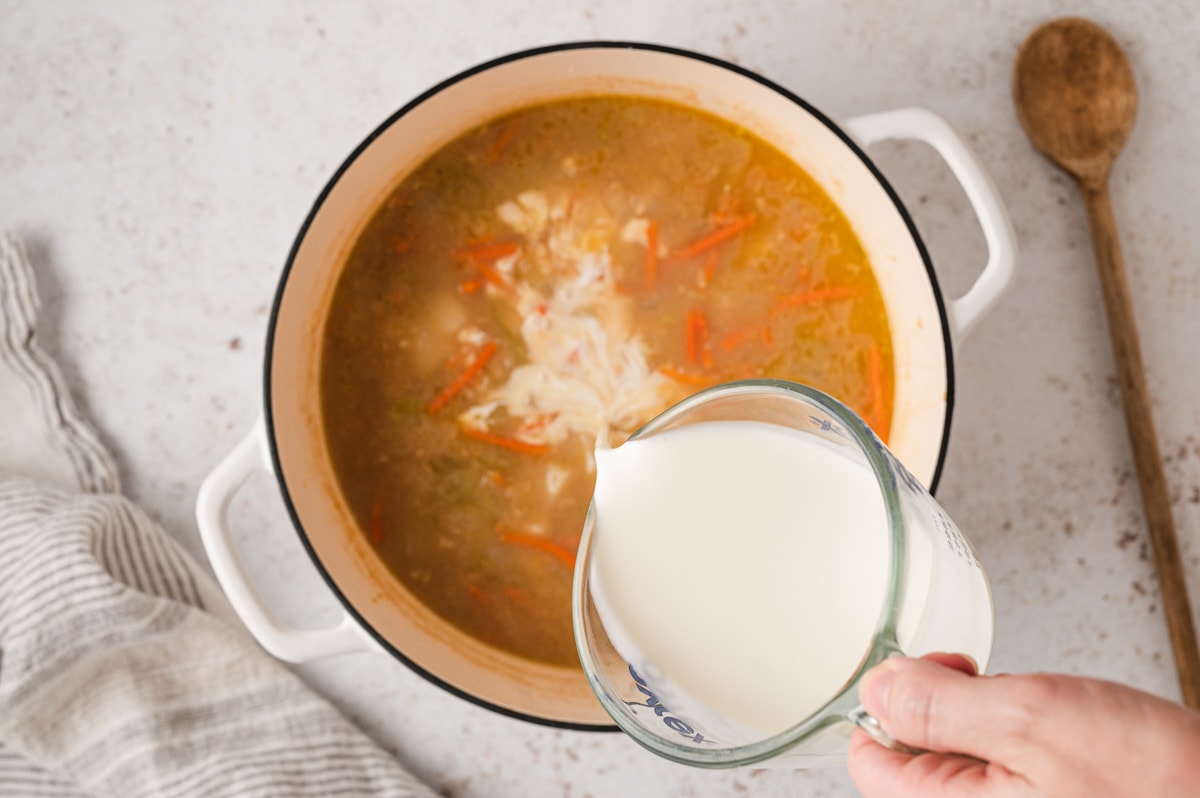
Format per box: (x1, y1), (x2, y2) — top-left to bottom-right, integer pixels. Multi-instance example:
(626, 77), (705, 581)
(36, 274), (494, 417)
(591, 419), (889, 738)
(572, 380), (994, 767)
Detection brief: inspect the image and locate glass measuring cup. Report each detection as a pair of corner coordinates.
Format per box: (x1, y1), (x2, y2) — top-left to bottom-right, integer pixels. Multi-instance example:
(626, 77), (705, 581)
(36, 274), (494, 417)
(571, 379), (993, 768)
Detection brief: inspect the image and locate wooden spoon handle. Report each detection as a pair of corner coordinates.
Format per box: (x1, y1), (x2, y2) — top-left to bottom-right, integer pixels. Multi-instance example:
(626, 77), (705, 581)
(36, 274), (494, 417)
(1082, 180), (1200, 709)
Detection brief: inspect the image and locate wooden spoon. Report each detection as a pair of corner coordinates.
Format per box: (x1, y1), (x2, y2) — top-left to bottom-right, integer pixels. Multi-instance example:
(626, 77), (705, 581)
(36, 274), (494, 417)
(1014, 17), (1200, 709)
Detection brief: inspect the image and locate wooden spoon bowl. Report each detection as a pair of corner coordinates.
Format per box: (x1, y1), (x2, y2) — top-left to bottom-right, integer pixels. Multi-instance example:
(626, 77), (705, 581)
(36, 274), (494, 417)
(1014, 18), (1137, 186)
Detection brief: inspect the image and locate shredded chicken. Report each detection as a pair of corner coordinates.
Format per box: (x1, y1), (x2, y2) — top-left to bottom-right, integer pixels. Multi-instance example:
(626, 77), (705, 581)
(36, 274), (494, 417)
(459, 190), (682, 449)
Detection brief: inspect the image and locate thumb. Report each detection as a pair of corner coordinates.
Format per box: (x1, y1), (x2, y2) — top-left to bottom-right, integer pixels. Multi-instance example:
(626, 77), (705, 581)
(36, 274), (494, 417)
(859, 656), (1017, 762)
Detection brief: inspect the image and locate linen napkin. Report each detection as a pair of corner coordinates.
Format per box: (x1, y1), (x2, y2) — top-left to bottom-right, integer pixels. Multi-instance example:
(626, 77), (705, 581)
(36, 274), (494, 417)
(0, 234), (440, 798)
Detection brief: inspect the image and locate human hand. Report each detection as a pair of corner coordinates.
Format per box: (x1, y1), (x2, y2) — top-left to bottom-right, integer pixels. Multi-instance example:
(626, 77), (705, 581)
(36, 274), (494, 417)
(847, 655), (1200, 797)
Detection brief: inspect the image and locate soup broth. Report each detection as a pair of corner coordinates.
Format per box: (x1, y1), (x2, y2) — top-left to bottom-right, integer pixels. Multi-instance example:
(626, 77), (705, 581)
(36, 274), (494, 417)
(320, 96), (893, 667)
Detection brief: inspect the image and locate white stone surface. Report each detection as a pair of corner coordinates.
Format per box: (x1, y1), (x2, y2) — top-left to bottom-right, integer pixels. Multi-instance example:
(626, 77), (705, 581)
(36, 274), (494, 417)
(3, 1), (1200, 795)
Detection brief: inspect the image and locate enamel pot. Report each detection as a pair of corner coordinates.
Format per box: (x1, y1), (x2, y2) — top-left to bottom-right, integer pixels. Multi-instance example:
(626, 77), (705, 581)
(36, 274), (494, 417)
(196, 42), (1016, 730)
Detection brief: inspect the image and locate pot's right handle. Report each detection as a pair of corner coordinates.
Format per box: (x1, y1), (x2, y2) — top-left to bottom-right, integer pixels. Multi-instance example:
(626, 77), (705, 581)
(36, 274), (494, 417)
(842, 108), (1017, 343)
(195, 416), (371, 662)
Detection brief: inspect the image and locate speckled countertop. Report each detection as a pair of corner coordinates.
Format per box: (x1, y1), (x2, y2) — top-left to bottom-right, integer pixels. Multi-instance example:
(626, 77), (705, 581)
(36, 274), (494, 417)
(4, 1), (1200, 795)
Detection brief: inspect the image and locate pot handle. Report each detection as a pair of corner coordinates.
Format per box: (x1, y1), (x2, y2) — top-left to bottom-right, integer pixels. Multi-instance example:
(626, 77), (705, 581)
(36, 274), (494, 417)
(195, 416), (371, 662)
(842, 107), (1017, 342)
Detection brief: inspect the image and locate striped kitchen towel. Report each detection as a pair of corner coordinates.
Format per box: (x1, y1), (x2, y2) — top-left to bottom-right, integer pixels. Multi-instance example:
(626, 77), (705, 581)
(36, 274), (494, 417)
(0, 234), (439, 798)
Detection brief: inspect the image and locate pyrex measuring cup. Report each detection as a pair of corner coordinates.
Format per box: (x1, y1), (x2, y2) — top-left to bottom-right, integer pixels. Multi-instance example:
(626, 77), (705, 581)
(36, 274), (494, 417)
(571, 379), (994, 768)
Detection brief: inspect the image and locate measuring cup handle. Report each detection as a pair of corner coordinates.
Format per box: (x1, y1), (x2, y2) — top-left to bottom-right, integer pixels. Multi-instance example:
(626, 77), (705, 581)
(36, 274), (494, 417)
(842, 107), (1018, 344)
(838, 643), (931, 756)
(847, 707), (928, 756)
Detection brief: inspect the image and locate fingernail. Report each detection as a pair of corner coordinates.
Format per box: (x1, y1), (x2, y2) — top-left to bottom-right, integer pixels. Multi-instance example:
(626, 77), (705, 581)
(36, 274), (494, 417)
(955, 653), (979, 676)
(860, 663), (895, 721)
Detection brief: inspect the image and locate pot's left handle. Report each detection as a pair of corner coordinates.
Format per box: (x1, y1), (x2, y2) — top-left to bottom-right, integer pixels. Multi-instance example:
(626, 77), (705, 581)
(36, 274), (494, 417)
(196, 416), (371, 662)
(842, 107), (1017, 343)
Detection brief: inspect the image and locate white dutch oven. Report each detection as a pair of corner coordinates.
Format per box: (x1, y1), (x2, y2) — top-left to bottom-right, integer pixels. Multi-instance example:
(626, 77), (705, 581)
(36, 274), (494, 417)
(196, 43), (1016, 730)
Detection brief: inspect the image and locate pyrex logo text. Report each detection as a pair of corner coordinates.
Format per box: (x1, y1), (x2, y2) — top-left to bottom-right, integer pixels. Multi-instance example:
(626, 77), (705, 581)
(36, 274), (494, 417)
(629, 665), (707, 744)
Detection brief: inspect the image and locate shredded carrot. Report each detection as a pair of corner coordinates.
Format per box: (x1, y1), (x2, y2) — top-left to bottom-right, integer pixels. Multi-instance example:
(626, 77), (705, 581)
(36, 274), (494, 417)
(770, 286), (856, 317)
(665, 215), (756, 262)
(702, 251), (718, 287)
(456, 241), (519, 262)
(385, 290), (405, 305)
(485, 470), (504, 487)
(427, 342), (497, 414)
(696, 309), (710, 369)
(689, 310), (713, 368)
(720, 322), (773, 351)
(645, 220), (660, 292)
(685, 311), (699, 365)
(457, 278), (484, 294)
(504, 586), (532, 608)
(487, 119), (518, 163)
(473, 259), (511, 290)
(461, 426), (550, 455)
(369, 500), (384, 546)
(519, 412), (560, 434)
(391, 237), (412, 255)
(720, 325), (759, 352)
(867, 343), (889, 441)
(658, 366), (709, 386)
(454, 241), (518, 290)
(499, 532), (577, 570)
(468, 583), (489, 604)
